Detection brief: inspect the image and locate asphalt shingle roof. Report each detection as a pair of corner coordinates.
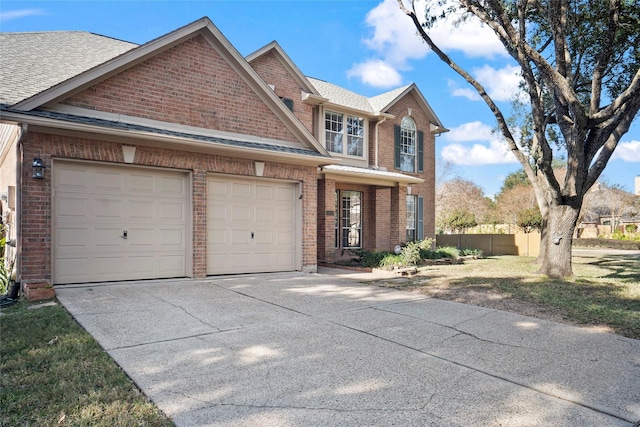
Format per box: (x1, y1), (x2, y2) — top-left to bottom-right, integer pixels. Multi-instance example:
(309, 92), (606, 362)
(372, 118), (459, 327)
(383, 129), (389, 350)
(0, 31), (137, 105)
(2, 107), (326, 158)
(307, 77), (410, 115)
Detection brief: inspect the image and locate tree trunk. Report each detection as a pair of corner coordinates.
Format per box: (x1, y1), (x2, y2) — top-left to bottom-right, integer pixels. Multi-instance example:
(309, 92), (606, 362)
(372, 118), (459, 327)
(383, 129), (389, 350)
(537, 203), (580, 277)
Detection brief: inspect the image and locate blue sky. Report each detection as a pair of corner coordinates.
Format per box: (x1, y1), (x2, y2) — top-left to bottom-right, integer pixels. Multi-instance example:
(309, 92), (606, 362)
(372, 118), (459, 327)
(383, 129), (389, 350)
(1, 0), (638, 196)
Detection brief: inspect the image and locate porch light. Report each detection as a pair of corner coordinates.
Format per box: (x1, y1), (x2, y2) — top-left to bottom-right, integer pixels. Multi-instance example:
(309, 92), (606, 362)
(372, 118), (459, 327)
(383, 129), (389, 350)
(32, 157), (45, 179)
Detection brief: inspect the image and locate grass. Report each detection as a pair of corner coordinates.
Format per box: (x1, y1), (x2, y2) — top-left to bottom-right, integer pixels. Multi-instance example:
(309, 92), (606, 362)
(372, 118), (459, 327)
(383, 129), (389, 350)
(376, 252), (640, 339)
(0, 301), (173, 427)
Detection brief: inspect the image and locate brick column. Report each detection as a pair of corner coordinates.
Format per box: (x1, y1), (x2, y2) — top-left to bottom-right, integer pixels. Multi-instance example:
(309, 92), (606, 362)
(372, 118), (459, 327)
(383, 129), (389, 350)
(390, 185), (407, 247)
(375, 187), (391, 251)
(192, 169), (207, 278)
(317, 178), (336, 263)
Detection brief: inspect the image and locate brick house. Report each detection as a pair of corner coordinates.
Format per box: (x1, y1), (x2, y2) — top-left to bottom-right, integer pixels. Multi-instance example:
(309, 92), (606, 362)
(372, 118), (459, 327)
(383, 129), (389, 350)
(0, 17), (446, 285)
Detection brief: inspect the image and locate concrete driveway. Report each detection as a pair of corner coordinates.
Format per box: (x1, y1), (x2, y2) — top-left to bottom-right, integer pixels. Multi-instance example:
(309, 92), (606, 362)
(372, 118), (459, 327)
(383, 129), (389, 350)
(56, 270), (640, 426)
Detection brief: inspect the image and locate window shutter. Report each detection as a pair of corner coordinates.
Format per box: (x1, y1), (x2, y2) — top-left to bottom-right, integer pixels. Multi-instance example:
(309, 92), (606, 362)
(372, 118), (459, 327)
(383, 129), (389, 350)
(394, 124), (401, 170)
(417, 196), (424, 240)
(417, 130), (424, 173)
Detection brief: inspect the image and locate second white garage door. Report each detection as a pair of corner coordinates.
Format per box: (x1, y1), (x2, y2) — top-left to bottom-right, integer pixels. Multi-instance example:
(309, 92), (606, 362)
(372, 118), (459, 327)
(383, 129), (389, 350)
(207, 175), (298, 275)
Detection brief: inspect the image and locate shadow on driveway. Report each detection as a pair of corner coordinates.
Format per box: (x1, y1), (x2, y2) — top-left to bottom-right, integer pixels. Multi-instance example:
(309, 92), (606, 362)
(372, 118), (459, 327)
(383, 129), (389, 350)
(56, 271), (640, 426)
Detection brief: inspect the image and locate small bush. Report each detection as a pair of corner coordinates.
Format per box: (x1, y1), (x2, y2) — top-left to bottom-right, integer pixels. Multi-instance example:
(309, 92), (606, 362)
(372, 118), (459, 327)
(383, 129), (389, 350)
(459, 248), (484, 257)
(362, 250), (394, 268)
(379, 253), (404, 268)
(435, 246), (460, 258)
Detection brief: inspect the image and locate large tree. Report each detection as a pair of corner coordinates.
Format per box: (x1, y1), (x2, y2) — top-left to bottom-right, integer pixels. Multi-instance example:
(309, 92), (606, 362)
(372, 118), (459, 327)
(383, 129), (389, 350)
(398, 0), (640, 276)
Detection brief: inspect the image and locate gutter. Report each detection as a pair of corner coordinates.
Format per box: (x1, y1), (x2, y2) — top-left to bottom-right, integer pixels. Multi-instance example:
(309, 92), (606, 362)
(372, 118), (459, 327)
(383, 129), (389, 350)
(15, 124), (28, 285)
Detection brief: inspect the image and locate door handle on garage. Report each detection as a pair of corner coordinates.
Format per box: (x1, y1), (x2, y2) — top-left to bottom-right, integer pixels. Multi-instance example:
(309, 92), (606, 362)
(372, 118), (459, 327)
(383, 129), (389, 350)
(251, 231), (254, 239)
(122, 230), (128, 239)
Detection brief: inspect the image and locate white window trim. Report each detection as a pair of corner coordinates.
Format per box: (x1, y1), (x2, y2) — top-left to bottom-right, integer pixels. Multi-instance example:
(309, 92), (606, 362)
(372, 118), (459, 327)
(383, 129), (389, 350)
(401, 116), (417, 173)
(322, 107), (368, 162)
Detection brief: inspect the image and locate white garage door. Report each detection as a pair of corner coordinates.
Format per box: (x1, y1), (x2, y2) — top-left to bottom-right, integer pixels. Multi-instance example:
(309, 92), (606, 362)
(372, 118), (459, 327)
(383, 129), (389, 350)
(207, 175), (298, 275)
(53, 161), (189, 284)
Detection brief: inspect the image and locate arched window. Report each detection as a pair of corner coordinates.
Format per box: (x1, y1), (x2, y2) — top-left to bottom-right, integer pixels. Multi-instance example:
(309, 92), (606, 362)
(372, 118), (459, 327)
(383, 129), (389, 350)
(400, 116), (416, 172)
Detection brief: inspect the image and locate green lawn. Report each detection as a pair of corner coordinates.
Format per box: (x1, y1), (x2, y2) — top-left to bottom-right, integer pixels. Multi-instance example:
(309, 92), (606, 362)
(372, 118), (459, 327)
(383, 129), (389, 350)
(0, 301), (173, 427)
(376, 252), (640, 339)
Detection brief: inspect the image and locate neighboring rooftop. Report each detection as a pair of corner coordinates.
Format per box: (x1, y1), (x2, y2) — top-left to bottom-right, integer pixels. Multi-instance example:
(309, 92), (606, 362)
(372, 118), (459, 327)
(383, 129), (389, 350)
(0, 31), (137, 105)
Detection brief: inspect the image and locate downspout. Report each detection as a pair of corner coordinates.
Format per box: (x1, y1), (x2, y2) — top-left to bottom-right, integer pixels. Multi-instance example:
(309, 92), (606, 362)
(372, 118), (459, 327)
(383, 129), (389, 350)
(374, 116), (386, 169)
(15, 123), (28, 286)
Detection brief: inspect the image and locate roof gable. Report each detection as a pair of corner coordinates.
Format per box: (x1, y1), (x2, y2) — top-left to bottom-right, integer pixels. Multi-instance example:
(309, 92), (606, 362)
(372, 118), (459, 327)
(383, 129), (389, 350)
(246, 41), (319, 96)
(9, 17), (328, 154)
(306, 78), (446, 131)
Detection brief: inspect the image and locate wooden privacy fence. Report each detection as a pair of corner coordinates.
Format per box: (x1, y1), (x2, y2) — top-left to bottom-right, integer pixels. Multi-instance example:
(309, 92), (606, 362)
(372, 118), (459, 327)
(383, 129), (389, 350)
(436, 233), (541, 257)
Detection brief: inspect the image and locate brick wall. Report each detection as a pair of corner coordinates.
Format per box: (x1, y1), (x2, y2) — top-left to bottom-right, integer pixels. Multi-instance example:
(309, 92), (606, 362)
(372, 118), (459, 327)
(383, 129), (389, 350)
(20, 132), (318, 281)
(249, 50), (315, 134)
(63, 35), (298, 143)
(378, 91), (436, 241)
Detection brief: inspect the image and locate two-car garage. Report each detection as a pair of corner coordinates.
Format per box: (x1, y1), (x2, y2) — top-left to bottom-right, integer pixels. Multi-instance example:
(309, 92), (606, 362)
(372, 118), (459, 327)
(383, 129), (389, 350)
(52, 161), (299, 284)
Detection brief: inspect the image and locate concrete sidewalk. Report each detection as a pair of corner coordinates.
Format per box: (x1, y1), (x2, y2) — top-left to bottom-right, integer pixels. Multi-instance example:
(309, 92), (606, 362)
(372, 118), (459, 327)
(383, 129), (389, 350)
(56, 271), (640, 426)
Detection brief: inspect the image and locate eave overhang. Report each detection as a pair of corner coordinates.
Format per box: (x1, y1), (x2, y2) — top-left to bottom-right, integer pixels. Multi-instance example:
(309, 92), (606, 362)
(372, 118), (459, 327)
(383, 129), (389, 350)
(0, 109), (338, 167)
(318, 164), (423, 187)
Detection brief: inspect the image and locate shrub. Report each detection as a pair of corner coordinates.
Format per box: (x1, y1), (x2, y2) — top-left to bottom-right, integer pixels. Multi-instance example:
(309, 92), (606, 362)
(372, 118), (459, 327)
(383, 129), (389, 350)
(379, 253), (404, 268)
(459, 248), (484, 257)
(362, 250), (394, 268)
(626, 224), (638, 233)
(435, 246), (460, 258)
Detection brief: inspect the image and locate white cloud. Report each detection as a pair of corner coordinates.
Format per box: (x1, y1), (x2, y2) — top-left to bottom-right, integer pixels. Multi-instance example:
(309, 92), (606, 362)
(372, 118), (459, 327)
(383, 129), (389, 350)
(425, 2), (507, 58)
(612, 140), (640, 162)
(447, 79), (481, 101)
(350, 0), (509, 88)
(473, 65), (525, 102)
(0, 9), (45, 22)
(441, 121), (518, 165)
(347, 59), (403, 88)
(361, 0), (430, 66)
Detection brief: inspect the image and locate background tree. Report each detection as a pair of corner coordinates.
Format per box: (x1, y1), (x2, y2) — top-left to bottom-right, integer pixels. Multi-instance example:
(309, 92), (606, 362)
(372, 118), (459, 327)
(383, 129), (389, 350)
(398, 0), (640, 276)
(517, 207), (543, 233)
(439, 209), (478, 233)
(581, 182), (639, 233)
(436, 178), (490, 232)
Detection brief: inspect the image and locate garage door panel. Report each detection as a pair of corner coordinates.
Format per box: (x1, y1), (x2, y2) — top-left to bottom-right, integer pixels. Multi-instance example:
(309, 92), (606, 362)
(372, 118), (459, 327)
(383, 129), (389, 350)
(54, 162), (188, 284)
(232, 206), (252, 222)
(255, 185), (274, 200)
(231, 229), (252, 245)
(160, 228), (186, 246)
(56, 168), (90, 191)
(55, 196), (89, 220)
(277, 207), (294, 224)
(160, 202), (187, 221)
(207, 175), (297, 275)
(93, 226), (125, 248)
(56, 227), (90, 249)
(255, 207), (274, 223)
(129, 200), (155, 219)
(128, 173), (155, 194)
(158, 254), (185, 273)
(159, 175), (187, 195)
(95, 198), (125, 219)
(94, 171), (125, 192)
(276, 186), (294, 201)
(231, 182), (252, 198)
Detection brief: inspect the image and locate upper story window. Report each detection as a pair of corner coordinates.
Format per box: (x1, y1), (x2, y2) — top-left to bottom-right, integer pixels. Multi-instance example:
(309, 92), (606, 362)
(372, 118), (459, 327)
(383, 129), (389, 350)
(400, 116), (416, 172)
(394, 116), (424, 173)
(325, 111), (364, 157)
